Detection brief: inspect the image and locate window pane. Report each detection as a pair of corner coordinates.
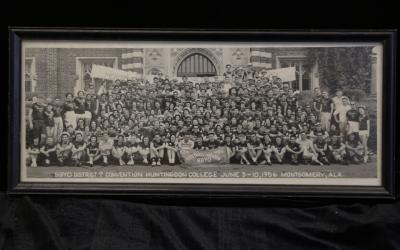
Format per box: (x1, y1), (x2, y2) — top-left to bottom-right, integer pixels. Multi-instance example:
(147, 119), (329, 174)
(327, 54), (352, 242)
(84, 74), (92, 85)
(25, 81), (31, 92)
(280, 61), (290, 68)
(294, 61), (300, 72)
(199, 55), (203, 72)
(178, 53), (217, 77)
(302, 71), (310, 90)
(292, 72), (300, 90)
(190, 56), (194, 72)
(302, 79), (310, 91)
(25, 60), (32, 74)
(195, 55), (198, 73)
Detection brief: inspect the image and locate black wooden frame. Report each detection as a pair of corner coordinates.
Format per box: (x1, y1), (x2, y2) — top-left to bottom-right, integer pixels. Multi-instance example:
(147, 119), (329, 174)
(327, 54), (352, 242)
(8, 28), (396, 198)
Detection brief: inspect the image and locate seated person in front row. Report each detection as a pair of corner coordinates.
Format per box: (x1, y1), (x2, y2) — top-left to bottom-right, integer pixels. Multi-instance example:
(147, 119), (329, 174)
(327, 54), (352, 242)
(247, 133), (263, 165)
(165, 134), (178, 166)
(285, 135), (303, 165)
(259, 134), (273, 165)
(313, 132), (331, 165)
(99, 132), (114, 167)
(139, 136), (151, 166)
(345, 132), (365, 165)
(327, 135), (348, 165)
(235, 134), (250, 165)
(56, 132), (73, 167)
(271, 136), (285, 164)
(296, 131), (323, 165)
(86, 135), (101, 167)
(221, 134), (236, 161)
(27, 137), (41, 168)
(150, 134), (165, 166)
(70, 131), (87, 167)
(125, 134), (140, 166)
(112, 134), (127, 166)
(40, 137), (57, 167)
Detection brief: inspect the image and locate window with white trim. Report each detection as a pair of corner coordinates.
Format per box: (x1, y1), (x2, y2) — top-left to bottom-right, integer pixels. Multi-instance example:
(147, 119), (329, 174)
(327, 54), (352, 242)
(25, 59), (33, 92)
(79, 59), (117, 95)
(279, 59), (311, 91)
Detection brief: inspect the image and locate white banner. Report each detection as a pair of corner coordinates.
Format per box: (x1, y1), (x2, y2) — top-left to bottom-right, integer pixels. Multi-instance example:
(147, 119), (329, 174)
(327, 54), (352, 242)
(91, 64), (137, 82)
(265, 67), (296, 82)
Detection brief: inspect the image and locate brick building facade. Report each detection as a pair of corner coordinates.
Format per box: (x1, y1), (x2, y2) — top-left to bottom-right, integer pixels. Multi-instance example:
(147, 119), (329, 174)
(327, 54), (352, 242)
(25, 47), (321, 99)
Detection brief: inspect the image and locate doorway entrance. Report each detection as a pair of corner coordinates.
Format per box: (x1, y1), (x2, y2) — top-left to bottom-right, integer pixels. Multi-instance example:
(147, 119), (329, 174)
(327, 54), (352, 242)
(177, 53), (217, 77)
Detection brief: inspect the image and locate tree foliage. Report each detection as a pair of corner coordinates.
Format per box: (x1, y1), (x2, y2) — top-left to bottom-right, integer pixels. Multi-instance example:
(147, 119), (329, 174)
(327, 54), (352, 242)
(305, 47), (373, 93)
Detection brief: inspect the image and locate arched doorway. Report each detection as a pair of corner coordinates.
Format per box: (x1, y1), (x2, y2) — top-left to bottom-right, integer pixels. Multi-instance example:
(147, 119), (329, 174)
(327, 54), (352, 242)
(172, 48), (222, 77)
(177, 53), (217, 77)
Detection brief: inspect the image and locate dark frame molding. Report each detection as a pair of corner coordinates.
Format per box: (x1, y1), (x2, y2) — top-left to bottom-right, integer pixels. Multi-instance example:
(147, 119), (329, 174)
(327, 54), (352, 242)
(8, 28), (396, 198)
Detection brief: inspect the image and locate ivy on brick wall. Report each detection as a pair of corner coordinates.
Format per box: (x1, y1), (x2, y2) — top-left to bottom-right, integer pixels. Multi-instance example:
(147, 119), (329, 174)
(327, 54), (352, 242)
(305, 47), (373, 94)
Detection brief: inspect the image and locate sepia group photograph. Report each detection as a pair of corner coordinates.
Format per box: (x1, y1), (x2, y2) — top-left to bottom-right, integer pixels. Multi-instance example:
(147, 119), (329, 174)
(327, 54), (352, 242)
(19, 40), (382, 187)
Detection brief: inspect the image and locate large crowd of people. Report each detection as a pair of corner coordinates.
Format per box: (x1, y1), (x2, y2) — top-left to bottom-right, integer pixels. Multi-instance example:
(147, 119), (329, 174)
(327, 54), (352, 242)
(26, 64), (371, 168)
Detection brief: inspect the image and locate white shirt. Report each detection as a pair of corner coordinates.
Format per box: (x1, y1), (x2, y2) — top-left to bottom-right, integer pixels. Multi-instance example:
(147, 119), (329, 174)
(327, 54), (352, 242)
(179, 139), (194, 149)
(97, 85), (107, 96)
(333, 105), (351, 122)
(99, 138), (114, 151)
(223, 82), (232, 93)
(296, 139), (314, 153)
(332, 96), (348, 109)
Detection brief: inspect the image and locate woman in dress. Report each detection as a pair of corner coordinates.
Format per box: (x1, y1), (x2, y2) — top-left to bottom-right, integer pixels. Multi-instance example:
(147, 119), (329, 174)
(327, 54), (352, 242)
(83, 125), (92, 142)
(118, 94), (126, 108)
(97, 81), (108, 97)
(76, 118), (85, 132)
(74, 91), (88, 126)
(90, 121), (97, 134)
(63, 93), (77, 129)
(358, 105), (370, 163)
(86, 135), (101, 167)
(84, 93), (93, 126)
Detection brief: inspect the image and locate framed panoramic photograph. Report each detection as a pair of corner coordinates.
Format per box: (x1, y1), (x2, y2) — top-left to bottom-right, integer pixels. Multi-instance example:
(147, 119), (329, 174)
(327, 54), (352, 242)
(8, 28), (396, 198)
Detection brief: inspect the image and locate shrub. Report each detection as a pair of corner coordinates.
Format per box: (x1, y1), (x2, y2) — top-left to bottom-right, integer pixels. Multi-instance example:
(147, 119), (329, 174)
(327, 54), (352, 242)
(342, 89), (367, 102)
(296, 91), (377, 152)
(296, 91), (315, 108)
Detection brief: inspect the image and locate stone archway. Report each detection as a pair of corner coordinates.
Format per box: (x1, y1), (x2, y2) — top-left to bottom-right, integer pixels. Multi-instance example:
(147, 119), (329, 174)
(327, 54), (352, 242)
(171, 48), (223, 76)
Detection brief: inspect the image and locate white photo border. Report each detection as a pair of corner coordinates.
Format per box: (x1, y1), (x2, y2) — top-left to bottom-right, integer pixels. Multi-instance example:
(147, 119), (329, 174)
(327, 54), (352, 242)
(20, 40), (383, 186)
